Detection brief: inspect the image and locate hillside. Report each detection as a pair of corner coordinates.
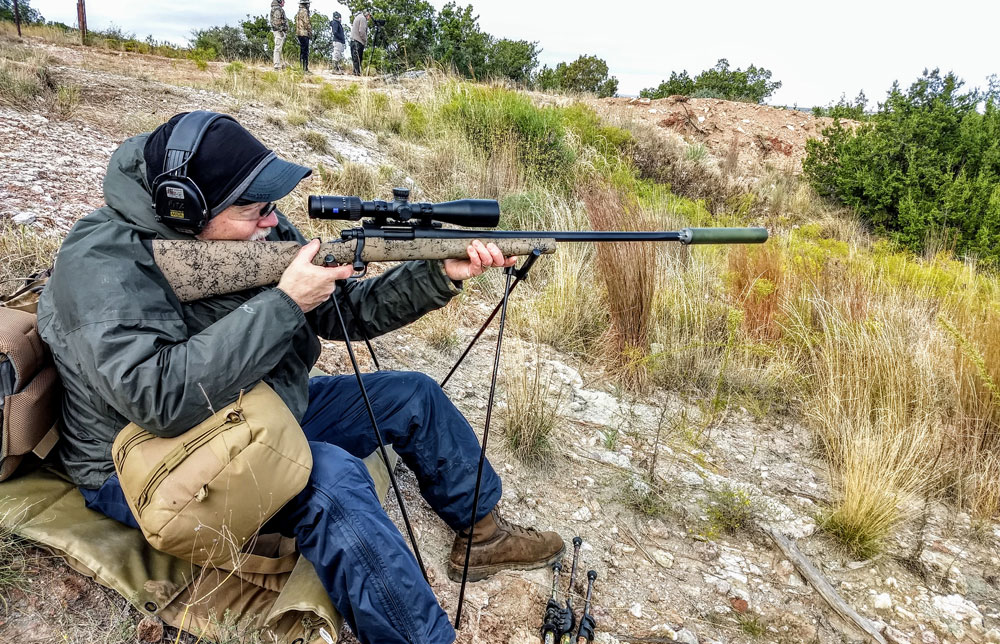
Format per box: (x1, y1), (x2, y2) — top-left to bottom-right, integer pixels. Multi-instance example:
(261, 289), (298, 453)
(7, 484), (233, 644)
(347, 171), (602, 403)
(589, 96), (853, 173)
(2, 28), (1000, 644)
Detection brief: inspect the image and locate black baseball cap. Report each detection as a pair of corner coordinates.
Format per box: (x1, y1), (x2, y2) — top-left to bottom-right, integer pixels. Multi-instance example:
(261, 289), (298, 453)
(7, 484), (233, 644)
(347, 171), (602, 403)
(145, 113), (312, 216)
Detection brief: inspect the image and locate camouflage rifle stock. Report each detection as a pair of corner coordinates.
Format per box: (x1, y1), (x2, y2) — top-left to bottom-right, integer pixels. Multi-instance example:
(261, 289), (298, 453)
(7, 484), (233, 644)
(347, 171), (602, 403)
(152, 237), (558, 303)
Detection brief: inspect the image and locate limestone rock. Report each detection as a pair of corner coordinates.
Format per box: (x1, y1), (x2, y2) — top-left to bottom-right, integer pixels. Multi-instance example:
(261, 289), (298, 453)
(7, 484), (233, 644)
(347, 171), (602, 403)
(931, 593), (983, 625)
(919, 629), (941, 644)
(653, 549), (675, 569)
(507, 628), (540, 644)
(884, 626), (912, 644)
(675, 628), (699, 644)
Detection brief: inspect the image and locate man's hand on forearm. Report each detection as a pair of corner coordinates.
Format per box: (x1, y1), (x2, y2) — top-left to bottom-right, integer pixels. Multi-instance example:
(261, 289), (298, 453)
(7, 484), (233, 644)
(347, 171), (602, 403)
(277, 239), (355, 312)
(442, 240), (516, 282)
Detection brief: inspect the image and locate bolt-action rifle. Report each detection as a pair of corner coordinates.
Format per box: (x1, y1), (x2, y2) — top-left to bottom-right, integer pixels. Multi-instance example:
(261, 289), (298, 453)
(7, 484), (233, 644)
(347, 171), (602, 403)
(149, 188), (768, 628)
(150, 188), (768, 303)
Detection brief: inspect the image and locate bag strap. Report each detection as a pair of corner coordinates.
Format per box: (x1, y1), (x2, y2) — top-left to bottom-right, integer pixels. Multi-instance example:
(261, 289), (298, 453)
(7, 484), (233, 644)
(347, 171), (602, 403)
(0, 307), (46, 383)
(221, 551), (300, 575)
(1, 269), (52, 315)
(32, 424), (60, 459)
(216, 534), (299, 575)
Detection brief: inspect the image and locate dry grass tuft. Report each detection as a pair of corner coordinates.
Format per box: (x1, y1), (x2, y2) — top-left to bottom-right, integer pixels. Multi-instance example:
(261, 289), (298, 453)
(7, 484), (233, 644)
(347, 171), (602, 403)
(805, 298), (943, 556)
(299, 130), (329, 153)
(0, 223), (61, 298)
(509, 242), (605, 356)
(413, 301), (464, 354)
(0, 48), (56, 107)
(502, 347), (564, 464)
(936, 309), (1000, 517)
(0, 524), (31, 609)
(583, 182), (657, 391)
(316, 162), (380, 200)
(727, 244), (784, 341)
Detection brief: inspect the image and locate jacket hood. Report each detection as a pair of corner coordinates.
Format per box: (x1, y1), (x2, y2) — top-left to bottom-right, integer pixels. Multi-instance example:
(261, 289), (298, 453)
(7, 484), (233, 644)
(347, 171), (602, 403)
(101, 134), (193, 240)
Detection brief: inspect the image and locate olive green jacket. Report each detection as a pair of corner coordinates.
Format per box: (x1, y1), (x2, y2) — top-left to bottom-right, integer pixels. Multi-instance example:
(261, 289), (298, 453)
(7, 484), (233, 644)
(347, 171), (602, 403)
(36, 135), (459, 489)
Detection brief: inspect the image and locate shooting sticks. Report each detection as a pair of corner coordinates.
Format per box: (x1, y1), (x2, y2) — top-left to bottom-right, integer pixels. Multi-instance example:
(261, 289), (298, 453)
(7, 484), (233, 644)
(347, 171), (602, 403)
(576, 571), (597, 643)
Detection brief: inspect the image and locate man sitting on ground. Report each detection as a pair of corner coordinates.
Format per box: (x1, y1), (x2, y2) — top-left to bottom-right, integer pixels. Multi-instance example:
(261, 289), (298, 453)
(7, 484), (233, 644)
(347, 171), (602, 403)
(35, 112), (564, 644)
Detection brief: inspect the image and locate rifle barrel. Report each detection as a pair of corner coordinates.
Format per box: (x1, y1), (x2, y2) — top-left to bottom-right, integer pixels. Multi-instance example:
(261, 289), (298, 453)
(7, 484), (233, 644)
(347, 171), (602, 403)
(353, 227), (768, 245)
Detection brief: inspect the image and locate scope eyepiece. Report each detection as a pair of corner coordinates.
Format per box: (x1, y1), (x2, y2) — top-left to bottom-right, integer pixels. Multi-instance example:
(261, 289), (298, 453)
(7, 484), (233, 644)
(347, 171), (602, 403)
(309, 190), (500, 228)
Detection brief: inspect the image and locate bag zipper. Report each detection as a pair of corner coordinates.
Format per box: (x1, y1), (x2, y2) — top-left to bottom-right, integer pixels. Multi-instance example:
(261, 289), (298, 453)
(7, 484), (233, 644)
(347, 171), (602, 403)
(134, 410), (245, 514)
(115, 431), (157, 465)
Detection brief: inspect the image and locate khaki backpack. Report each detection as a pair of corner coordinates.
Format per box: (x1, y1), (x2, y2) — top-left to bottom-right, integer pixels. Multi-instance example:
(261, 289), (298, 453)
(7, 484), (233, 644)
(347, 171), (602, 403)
(0, 271), (60, 481)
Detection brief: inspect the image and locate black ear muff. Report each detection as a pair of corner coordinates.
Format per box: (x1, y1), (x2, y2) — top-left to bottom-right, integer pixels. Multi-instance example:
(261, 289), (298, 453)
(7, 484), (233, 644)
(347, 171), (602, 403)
(152, 177), (209, 235)
(151, 110), (237, 235)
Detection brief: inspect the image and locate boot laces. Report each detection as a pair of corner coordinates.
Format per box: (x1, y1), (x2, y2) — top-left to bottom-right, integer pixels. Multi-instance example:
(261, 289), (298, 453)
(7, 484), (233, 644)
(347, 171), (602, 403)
(494, 511), (539, 537)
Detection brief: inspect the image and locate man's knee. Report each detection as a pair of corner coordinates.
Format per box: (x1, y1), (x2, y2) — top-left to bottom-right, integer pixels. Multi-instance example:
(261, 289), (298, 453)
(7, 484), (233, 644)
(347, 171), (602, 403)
(386, 371), (444, 409)
(307, 442), (377, 502)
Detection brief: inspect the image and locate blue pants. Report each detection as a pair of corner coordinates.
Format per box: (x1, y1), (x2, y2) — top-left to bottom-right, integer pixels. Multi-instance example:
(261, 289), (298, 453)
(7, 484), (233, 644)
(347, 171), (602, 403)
(82, 372), (503, 644)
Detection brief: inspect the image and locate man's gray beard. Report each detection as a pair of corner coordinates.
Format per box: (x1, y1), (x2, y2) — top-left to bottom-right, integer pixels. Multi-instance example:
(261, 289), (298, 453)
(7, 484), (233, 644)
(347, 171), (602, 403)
(249, 229), (270, 241)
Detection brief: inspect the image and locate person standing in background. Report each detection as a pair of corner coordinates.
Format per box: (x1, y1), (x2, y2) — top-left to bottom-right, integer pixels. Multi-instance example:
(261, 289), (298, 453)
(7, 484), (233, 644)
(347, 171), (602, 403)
(295, 0), (313, 73)
(269, 0), (288, 70)
(350, 9), (371, 76)
(330, 11), (346, 74)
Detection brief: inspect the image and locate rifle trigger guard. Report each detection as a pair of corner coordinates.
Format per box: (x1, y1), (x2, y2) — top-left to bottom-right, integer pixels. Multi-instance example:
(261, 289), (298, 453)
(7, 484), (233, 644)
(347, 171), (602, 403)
(352, 235), (367, 276)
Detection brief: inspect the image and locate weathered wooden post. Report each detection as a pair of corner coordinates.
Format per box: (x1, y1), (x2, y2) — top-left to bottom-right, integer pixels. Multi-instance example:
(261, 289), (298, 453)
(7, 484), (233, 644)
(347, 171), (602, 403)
(77, 0), (88, 44)
(12, 0), (22, 37)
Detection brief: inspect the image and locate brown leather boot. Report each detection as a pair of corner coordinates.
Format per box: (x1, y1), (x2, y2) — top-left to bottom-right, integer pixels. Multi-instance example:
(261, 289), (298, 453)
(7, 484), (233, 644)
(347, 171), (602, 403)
(448, 509), (565, 582)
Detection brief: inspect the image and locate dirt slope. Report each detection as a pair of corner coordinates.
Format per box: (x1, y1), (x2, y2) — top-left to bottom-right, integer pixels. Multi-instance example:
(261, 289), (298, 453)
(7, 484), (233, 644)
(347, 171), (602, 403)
(589, 95), (856, 174)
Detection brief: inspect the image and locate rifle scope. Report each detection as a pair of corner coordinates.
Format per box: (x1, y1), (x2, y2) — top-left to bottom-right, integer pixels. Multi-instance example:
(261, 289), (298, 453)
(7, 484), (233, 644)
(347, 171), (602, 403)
(309, 188), (500, 228)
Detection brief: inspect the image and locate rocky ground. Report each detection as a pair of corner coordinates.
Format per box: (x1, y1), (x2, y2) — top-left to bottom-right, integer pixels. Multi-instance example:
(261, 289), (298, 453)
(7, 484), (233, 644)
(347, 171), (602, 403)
(1, 33), (998, 644)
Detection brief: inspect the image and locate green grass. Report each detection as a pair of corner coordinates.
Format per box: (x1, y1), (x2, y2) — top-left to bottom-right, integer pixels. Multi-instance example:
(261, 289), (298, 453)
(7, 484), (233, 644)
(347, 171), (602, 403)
(736, 612), (767, 638)
(299, 130), (329, 153)
(704, 483), (757, 537)
(819, 507), (887, 560)
(318, 83), (358, 109)
(442, 85), (576, 185)
(623, 475), (671, 517)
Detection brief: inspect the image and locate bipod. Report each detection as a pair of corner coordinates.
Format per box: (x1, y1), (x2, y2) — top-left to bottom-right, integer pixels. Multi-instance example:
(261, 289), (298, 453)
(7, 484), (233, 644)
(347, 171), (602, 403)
(440, 249), (542, 389)
(541, 562), (568, 644)
(559, 536), (582, 644)
(344, 288), (381, 370)
(330, 293), (427, 581)
(453, 250), (539, 627)
(575, 570), (597, 643)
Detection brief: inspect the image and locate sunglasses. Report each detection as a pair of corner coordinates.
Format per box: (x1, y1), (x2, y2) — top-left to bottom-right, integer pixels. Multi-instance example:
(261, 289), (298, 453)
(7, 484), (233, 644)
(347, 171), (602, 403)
(231, 200), (277, 220)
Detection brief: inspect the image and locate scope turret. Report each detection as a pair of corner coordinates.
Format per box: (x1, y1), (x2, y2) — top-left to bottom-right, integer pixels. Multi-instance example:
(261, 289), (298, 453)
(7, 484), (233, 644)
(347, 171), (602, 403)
(309, 189), (500, 228)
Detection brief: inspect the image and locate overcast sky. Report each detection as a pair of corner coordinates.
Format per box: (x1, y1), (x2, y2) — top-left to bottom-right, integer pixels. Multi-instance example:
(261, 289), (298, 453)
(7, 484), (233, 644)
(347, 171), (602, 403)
(31, 0), (1000, 107)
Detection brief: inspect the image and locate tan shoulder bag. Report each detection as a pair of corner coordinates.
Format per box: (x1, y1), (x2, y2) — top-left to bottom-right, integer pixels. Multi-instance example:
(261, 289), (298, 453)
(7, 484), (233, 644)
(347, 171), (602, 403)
(0, 270), (61, 482)
(113, 382), (312, 568)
